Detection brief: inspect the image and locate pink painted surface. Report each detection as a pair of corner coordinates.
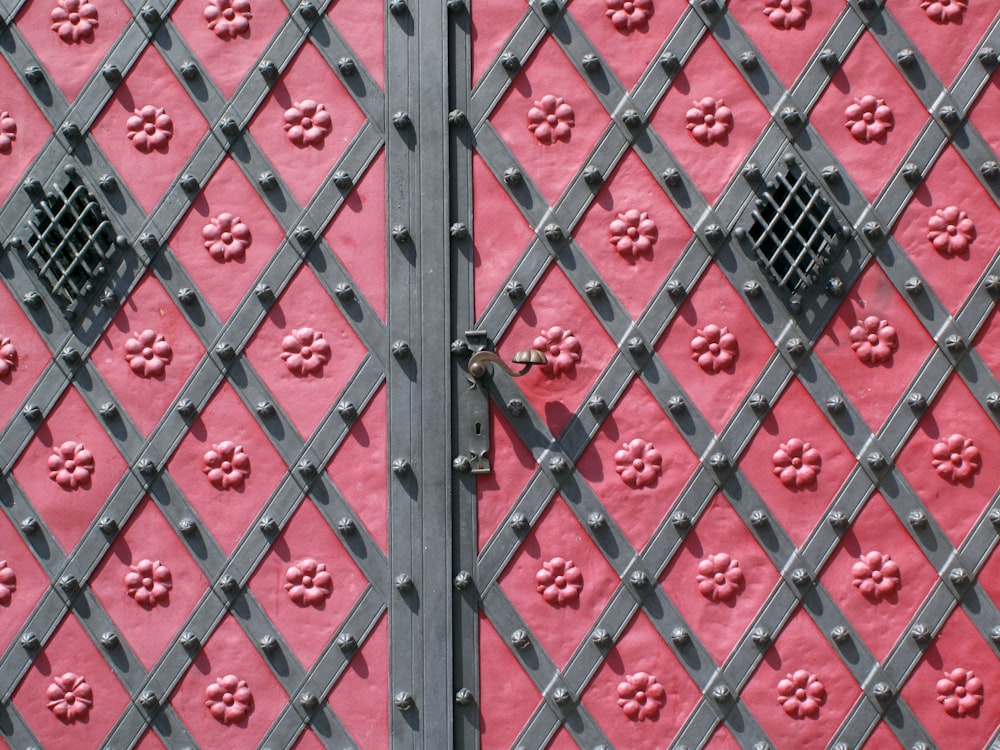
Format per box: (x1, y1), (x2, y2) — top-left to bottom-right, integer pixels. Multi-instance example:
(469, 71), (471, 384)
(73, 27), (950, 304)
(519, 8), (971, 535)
(573, 149), (693, 320)
(489, 34), (609, 208)
(891, 146), (1000, 315)
(655, 263), (774, 435)
(170, 615), (287, 749)
(582, 611), (700, 748)
(900, 607), (1000, 750)
(810, 32), (928, 203)
(90, 46), (208, 214)
(570, 0), (686, 92)
(322, 149), (387, 320)
(576, 377), (699, 552)
(0, 281), (50, 431)
(649, 35), (770, 204)
(815, 261), (935, 430)
(739, 378), (854, 547)
(477, 613), (542, 750)
(325, 384), (388, 552)
(0, 57), (52, 202)
(14, 0), (130, 101)
(726, 0), (841, 89)
(471, 154), (535, 322)
(820, 493), (938, 662)
(0, 513), (49, 654)
(89, 496), (209, 670)
(165, 381), (286, 554)
(244, 264), (368, 439)
(327, 0), (386, 88)
(894, 374), (999, 548)
(476, 407), (539, 552)
(247, 41), (366, 208)
(249, 498), (368, 667)
(741, 607), (861, 750)
(498, 264), (617, 438)
(169, 157), (286, 321)
(498, 496), (620, 668)
(327, 613), (389, 749)
(91, 273), (204, 436)
(469, 0), (531, 87)
(11, 614), (130, 748)
(659, 493), (781, 665)
(11, 385), (128, 553)
(169, 0), (286, 99)
(969, 65), (1000, 161)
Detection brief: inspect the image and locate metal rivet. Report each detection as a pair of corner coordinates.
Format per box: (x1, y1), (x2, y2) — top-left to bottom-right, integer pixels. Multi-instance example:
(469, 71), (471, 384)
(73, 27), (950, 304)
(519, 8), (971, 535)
(819, 48), (838, 68)
(392, 458), (411, 476)
(258, 59), (278, 79)
(392, 112), (411, 130)
(548, 456), (569, 474)
(551, 687), (571, 705)
(980, 160), (1000, 180)
(450, 222), (469, 239)
(259, 517), (278, 534)
(709, 453), (730, 471)
(740, 51), (758, 71)
(539, 0), (558, 14)
(180, 631), (199, 650)
(666, 280), (685, 299)
(389, 0), (407, 15)
(742, 163), (761, 182)
(60, 346), (80, 366)
(667, 396), (685, 414)
(448, 109), (467, 128)
(662, 168), (681, 186)
(22, 404), (42, 423)
(901, 162), (921, 183)
(949, 567), (970, 588)
(295, 226), (314, 245)
(584, 280), (603, 298)
(583, 166), (601, 185)
(990, 626), (1000, 644)
(215, 342), (236, 360)
(910, 624), (931, 644)
(699, 0), (717, 11)
(906, 509), (926, 529)
(944, 334), (965, 352)
(181, 61), (199, 80)
(254, 283), (273, 302)
(872, 682), (892, 700)
(392, 341), (410, 359)
(255, 401), (274, 418)
(501, 52), (519, 72)
(791, 568), (811, 587)
(987, 393), (1000, 411)
(748, 393), (768, 412)
(454, 571), (472, 590)
(905, 277), (923, 295)
(137, 458), (156, 477)
(453, 456), (471, 473)
(742, 280), (763, 299)
(984, 275), (1000, 295)
(627, 337), (645, 356)
(99, 517), (118, 535)
(622, 109), (642, 129)
(505, 280), (525, 300)
(712, 685), (731, 702)
(21, 516), (39, 534)
(979, 47), (998, 67)
(506, 399), (525, 417)
(392, 225), (410, 244)
(337, 517), (356, 536)
(581, 54), (599, 73)
(938, 105), (960, 125)
(258, 172), (278, 191)
(22, 291), (43, 309)
(629, 570), (649, 588)
(61, 122), (80, 141)
(176, 288), (196, 306)
(454, 688), (474, 705)
(988, 509), (1000, 531)
(670, 627), (690, 646)
(592, 628), (611, 648)
(99, 402), (118, 420)
(334, 283), (355, 301)
(21, 632), (39, 650)
(733, 226), (746, 241)
(503, 168), (524, 189)
(102, 64), (121, 82)
(896, 48), (916, 68)
(259, 634), (278, 653)
(509, 513), (529, 532)
(141, 4), (159, 22)
(337, 632), (357, 652)
(785, 338), (806, 357)
(822, 165), (840, 183)
(751, 627), (770, 647)
(588, 396), (606, 414)
(179, 174), (199, 193)
(219, 575), (239, 593)
(394, 692), (415, 711)
(825, 395), (845, 415)
(862, 221), (883, 240)
(99, 174), (118, 192)
(299, 691), (318, 710)
(867, 452), (887, 471)
(750, 510), (768, 528)
(828, 511), (849, 530)
(179, 517), (197, 536)
(298, 459), (317, 478)
(703, 224), (724, 244)
(659, 52), (679, 71)
(830, 625), (850, 644)
(511, 629), (531, 649)
(59, 575), (78, 592)
(825, 277), (845, 297)
(139, 691), (158, 709)
(780, 107), (801, 126)
(671, 511), (691, 530)
(24, 66), (43, 84)
(544, 224), (563, 242)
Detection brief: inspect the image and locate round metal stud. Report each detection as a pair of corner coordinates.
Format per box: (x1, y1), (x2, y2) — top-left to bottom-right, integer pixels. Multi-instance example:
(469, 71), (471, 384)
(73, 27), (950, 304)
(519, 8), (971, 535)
(100, 631), (119, 649)
(61, 346), (80, 365)
(298, 459), (317, 478)
(100, 402), (118, 420)
(830, 625), (850, 644)
(587, 512), (606, 531)
(259, 516), (278, 535)
(259, 634), (278, 653)
(337, 632), (357, 652)
(59, 574), (78, 593)
(748, 393), (768, 412)
(337, 517), (357, 536)
(509, 513), (529, 532)
(392, 112), (412, 130)
(21, 516), (39, 534)
(258, 172), (278, 191)
(629, 570), (649, 588)
(136, 458), (156, 477)
(662, 168), (681, 187)
(627, 337), (646, 356)
(703, 224), (724, 244)
(334, 283), (355, 301)
(180, 631), (199, 650)
(985, 275), (1000, 295)
(944, 334), (965, 352)
(505, 281), (525, 300)
(392, 225), (410, 244)
(828, 511), (849, 530)
(584, 280), (604, 298)
(392, 458), (411, 475)
(749, 510), (768, 528)
(501, 52), (519, 72)
(102, 64), (121, 82)
(791, 568), (811, 587)
(671, 511), (691, 530)
(388, 0), (407, 15)
(862, 221), (883, 240)
(99, 174), (118, 192)
(61, 122), (80, 141)
(506, 399), (525, 417)
(910, 624), (931, 644)
(785, 338), (806, 357)
(588, 395), (606, 414)
(938, 105), (960, 125)
(872, 682), (892, 701)
(896, 48), (917, 68)
(219, 575), (239, 594)
(659, 52), (679, 71)
(979, 47), (999, 67)
(450, 222), (469, 239)
(22, 291), (43, 309)
(709, 453), (730, 471)
(255, 400), (275, 418)
(551, 687), (571, 706)
(980, 161), (1000, 180)
(544, 224), (563, 242)
(740, 51), (758, 71)
(539, 0), (558, 14)
(181, 61), (199, 80)
(215, 342), (236, 360)
(670, 627), (690, 646)
(454, 688), (474, 705)
(511, 629), (531, 649)
(392, 341), (411, 359)
(948, 567), (970, 588)
(299, 691), (318, 710)
(986, 393), (1000, 411)
(622, 109), (642, 129)
(712, 685), (731, 703)
(448, 109), (467, 128)
(99, 517), (118, 535)
(666, 395), (685, 414)
(988, 509), (1000, 531)
(395, 692), (416, 712)
(908, 510), (927, 529)
(867, 452), (887, 472)
(24, 66), (43, 84)
(454, 571), (473, 590)
(21, 632), (40, 650)
(258, 59), (278, 79)
(666, 280), (685, 299)
(294, 226), (314, 245)
(826, 395), (845, 414)
(819, 48), (838, 68)
(581, 54), (600, 73)
(22, 404), (42, 423)
(751, 627), (770, 647)
(452, 455), (471, 473)
(179, 517), (197, 536)
(822, 165), (841, 183)
(990, 626), (1000, 644)
(139, 691), (158, 709)
(548, 456), (569, 474)
(582, 166), (601, 185)
(902, 162), (921, 183)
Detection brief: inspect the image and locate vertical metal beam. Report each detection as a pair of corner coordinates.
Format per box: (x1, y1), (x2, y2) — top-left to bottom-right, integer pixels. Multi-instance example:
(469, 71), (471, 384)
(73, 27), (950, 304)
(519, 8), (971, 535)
(386, 0), (452, 747)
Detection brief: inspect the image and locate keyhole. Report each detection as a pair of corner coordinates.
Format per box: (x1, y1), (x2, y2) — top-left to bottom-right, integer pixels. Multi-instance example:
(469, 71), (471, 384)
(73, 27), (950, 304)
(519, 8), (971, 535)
(475, 422), (482, 435)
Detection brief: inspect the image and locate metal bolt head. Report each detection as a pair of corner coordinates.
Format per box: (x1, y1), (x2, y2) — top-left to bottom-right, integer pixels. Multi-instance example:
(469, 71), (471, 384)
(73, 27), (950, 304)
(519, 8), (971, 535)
(584, 280), (603, 298)
(979, 46), (998, 67)
(259, 634), (278, 653)
(712, 685), (731, 703)
(872, 682), (892, 700)
(180, 631), (199, 649)
(59, 574), (78, 592)
(259, 516), (278, 535)
(334, 283), (355, 301)
(337, 517), (357, 536)
(588, 396), (606, 414)
(938, 105), (960, 124)
(21, 632), (40, 650)
(448, 109), (467, 128)
(509, 513), (529, 532)
(544, 224), (563, 242)
(21, 516), (39, 534)
(102, 64), (121, 82)
(99, 402), (118, 420)
(176, 288), (196, 306)
(139, 690), (158, 709)
(294, 226), (314, 245)
(670, 627), (690, 646)
(258, 171), (278, 191)
(219, 575), (239, 593)
(503, 167), (523, 186)
(99, 516), (118, 535)
(61, 122), (80, 141)
(179, 517), (197, 535)
(137, 458), (156, 477)
(452, 455), (471, 473)
(743, 280), (762, 298)
(666, 280), (685, 299)
(539, 0), (558, 14)
(822, 165), (841, 183)
(100, 631), (119, 649)
(337, 632), (357, 652)
(215, 342), (236, 361)
(24, 65), (43, 83)
(866, 452), (887, 471)
(709, 452), (730, 471)
(980, 160), (1000, 180)
(990, 626), (1000, 644)
(22, 291), (43, 309)
(255, 400), (275, 418)
(394, 691), (415, 712)
(511, 629), (531, 649)
(749, 510), (768, 528)
(258, 59), (278, 79)
(826, 395), (845, 414)
(61, 346), (81, 365)
(181, 61), (199, 80)
(581, 54), (600, 73)
(548, 456), (569, 474)
(622, 109), (642, 129)
(388, 0), (407, 15)
(587, 512), (605, 530)
(988, 509), (1000, 531)
(944, 334), (965, 352)
(785, 338), (806, 357)
(830, 625), (850, 644)
(671, 511), (691, 530)
(391, 225), (410, 245)
(299, 691), (318, 710)
(949, 567), (970, 588)
(740, 51), (758, 70)
(392, 458), (411, 475)
(297, 459), (317, 478)
(392, 340), (411, 359)
(662, 168), (681, 186)
(627, 337), (646, 356)
(896, 48), (917, 68)
(791, 568), (811, 587)
(583, 166), (602, 185)
(659, 52), (679, 71)
(450, 222), (469, 239)
(703, 224), (724, 244)
(862, 221), (883, 240)
(505, 281), (525, 300)
(666, 395), (685, 414)
(501, 52), (519, 71)
(551, 687), (571, 705)
(392, 111), (411, 130)
(819, 48), (838, 68)
(454, 571), (473, 590)
(332, 171), (353, 191)
(506, 399), (525, 417)
(592, 628), (611, 648)
(828, 511), (849, 530)
(910, 624), (931, 644)
(751, 627), (770, 647)
(748, 393), (768, 412)
(629, 570), (649, 588)
(454, 687), (474, 705)
(907, 392), (926, 411)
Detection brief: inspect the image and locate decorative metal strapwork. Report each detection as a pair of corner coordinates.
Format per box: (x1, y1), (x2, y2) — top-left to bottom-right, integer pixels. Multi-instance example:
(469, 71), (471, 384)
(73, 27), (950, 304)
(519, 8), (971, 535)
(22, 180), (118, 317)
(748, 164), (845, 294)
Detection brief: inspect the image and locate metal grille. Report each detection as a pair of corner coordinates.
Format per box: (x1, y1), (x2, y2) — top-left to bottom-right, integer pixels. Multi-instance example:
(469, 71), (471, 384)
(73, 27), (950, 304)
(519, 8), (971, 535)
(748, 166), (844, 294)
(23, 181), (116, 316)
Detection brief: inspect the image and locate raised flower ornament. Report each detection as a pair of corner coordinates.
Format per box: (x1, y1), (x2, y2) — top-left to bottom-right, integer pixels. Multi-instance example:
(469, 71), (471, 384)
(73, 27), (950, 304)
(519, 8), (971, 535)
(48, 441), (95, 490)
(849, 316), (898, 365)
(921, 0), (966, 24)
(535, 557), (583, 606)
(690, 324), (738, 373)
(125, 559), (173, 607)
(845, 95), (893, 144)
(50, 0), (99, 43)
(533, 326), (582, 378)
(205, 675), (253, 724)
(203, 441), (251, 490)
(0, 337), (17, 377)
(281, 328), (332, 376)
(605, 0), (653, 32)
(0, 561), (16, 605)
(124, 330), (173, 377)
(762, 0), (810, 29)
(777, 670), (826, 719)
(614, 438), (662, 489)
(46, 673), (93, 723)
(126, 106), (173, 153)
(851, 551), (900, 602)
(927, 206), (976, 257)
(527, 95), (575, 145)
(936, 668), (983, 717)
(617, 673), (666, 721)
(202, 214), (252, 262)
(696, 553), (744, 603)
(609, 209), (657, 260)
(931, 433), (981, 482)
(284, 100), (332, 147)
(772, 438), (821, 488)
(685, 97), (733, 145)
(0, 112), (17, 155)
(204, 0), (252, 39)
(284, 558), (334, 607)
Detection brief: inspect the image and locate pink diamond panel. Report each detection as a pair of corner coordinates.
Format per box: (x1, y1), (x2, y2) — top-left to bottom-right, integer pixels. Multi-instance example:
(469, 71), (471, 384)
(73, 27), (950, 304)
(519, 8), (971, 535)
(477, 612), (542, 750)
(327, 614), (389, 749)
(0, 56), (53, 203)
(0, 281), (50, 431)
(477, 408), (538, 552)
(0, 512), (50, 653)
